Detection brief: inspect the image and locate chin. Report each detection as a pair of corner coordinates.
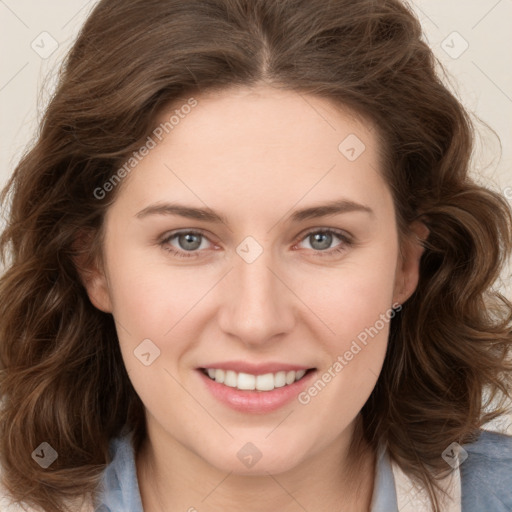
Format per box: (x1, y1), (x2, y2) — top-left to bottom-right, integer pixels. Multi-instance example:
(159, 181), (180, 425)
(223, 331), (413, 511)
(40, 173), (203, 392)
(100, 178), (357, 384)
(200, 442), (307, 476)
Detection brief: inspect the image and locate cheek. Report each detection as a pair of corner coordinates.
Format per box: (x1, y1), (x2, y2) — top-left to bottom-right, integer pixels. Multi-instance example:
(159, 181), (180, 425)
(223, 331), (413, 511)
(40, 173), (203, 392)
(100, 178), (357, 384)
(294, 247), (398, 425)
(102, 244), (213, 387)
(105, 247), (207, 336)
(296, 238), (399, 349)
(106, 260), (203, 408)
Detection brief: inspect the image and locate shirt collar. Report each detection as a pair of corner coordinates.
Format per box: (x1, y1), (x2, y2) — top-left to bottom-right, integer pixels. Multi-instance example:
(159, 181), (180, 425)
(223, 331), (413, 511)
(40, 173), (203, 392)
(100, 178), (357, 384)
(389, 447), (462, 512)
(95, 432), (461, 511)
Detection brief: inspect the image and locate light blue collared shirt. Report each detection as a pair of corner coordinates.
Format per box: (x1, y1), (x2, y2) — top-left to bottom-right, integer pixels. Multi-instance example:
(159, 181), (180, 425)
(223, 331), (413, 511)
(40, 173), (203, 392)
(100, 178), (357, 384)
(93, 429), (512, 511)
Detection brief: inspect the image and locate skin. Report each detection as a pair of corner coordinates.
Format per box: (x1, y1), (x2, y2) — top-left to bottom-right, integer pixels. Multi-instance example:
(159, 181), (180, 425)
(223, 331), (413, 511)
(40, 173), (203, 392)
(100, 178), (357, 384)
(80, 84), (429, 511)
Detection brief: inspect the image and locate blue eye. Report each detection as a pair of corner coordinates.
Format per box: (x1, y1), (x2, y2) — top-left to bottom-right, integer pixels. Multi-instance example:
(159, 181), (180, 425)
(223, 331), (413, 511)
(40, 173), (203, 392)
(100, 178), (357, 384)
(296, 228), (353, 257)
(159, 228), (353, 259)
(160, 230), (211, 258)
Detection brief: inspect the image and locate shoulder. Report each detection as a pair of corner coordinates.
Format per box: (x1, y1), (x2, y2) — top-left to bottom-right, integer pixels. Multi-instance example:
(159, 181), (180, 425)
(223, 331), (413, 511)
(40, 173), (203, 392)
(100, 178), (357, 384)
(0, 476), (37, 511)
(0, 488), (94, 512)
(0, 462), (95, 512)
(460, 429), (512, 511)
(95, 432), (144, 511)
(0, 465), (35, 512)
(0, 431), (136, 512)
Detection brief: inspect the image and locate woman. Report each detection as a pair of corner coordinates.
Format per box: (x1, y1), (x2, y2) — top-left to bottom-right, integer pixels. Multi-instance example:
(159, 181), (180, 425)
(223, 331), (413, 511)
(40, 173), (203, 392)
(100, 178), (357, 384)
(1, 0), (511, 511)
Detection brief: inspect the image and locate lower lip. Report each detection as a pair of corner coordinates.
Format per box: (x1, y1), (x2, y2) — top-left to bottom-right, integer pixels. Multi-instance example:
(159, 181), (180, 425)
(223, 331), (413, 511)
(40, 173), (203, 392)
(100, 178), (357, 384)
(197, 369), (317, 414)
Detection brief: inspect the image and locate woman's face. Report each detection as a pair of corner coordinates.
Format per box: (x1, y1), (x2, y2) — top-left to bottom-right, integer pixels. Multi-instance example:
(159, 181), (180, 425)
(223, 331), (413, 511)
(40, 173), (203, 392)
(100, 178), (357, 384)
(83, 85), (426, 475)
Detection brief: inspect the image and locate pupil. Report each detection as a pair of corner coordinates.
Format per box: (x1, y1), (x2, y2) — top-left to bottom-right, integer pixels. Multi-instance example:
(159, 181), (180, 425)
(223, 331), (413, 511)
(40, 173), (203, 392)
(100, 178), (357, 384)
(312, 232), (331, 250)
(180, 233), (201, 250)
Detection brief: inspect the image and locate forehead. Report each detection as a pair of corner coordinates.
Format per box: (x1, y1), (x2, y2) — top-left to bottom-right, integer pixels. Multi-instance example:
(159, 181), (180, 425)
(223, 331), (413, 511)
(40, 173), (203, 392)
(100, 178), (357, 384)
(154, 85), (376, 157)
(111, 85), (391, 221)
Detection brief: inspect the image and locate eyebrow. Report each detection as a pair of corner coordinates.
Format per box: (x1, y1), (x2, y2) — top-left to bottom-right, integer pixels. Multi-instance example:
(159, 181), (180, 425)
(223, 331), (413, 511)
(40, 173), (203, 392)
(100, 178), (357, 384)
(135, 199), (374, 224)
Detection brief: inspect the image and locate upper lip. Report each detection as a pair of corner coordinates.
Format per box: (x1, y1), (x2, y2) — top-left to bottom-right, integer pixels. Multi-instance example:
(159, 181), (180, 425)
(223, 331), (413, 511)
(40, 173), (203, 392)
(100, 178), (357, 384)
(198, 361), (315, 375)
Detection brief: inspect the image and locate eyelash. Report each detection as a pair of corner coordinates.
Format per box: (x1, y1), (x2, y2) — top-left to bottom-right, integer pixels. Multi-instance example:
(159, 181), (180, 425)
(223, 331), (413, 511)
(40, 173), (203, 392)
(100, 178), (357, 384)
(159, 228), (353, 259)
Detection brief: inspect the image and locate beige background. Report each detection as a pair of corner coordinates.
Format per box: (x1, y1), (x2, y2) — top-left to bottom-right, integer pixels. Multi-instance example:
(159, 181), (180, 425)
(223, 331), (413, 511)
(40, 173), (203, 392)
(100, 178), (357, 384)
(0, 1), (511, 432)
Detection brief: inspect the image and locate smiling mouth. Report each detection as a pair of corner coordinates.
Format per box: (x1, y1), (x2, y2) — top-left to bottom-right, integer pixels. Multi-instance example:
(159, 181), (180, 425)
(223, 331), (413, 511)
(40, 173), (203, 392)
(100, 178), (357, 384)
(200, 367), (316, 392)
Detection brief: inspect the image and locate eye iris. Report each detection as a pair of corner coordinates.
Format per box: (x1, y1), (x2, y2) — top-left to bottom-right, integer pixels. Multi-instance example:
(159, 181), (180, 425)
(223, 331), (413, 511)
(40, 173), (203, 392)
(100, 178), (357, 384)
(172, 231), (338, 253)
(310, 232), (332, 250)
(178, 233), (201, 251)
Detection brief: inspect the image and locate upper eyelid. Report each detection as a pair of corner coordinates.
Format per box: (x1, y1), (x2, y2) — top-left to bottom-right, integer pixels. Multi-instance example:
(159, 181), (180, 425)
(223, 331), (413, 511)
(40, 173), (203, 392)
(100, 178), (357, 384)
(295, 227), (351, 244)
(161, 227), (351, 247)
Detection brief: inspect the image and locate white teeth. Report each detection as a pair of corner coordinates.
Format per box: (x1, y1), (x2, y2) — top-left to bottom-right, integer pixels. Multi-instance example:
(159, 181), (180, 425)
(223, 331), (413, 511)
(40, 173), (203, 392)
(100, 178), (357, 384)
(215, 369), (225, 384)
(295, 369), (306, 380)
(205, 368), (310, 391)
(224, 370), (238, 387)
(237, 372), (256, 390)
(274, 371), (287, 388)
(285, 371), (296, 385)
(256, 373), (274, 391)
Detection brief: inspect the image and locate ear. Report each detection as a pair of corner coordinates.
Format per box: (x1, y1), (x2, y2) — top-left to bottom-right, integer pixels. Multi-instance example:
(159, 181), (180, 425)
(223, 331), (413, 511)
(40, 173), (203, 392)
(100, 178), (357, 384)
(392, 219), (430, 306)
(72, 230), (113, 313)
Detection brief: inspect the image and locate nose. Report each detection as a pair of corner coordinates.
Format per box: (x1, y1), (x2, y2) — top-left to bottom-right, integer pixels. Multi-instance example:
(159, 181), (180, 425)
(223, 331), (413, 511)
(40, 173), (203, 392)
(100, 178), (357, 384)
(216, 244), (296, 347)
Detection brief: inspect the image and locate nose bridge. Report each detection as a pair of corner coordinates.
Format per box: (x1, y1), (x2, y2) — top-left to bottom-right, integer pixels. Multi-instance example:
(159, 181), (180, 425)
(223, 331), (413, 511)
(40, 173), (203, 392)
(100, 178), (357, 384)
(218, 236), (294, 344)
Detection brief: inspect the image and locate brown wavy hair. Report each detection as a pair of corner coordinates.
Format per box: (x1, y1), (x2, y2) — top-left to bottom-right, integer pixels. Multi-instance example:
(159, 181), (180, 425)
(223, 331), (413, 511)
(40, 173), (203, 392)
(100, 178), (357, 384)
(1, 0), (512, 510)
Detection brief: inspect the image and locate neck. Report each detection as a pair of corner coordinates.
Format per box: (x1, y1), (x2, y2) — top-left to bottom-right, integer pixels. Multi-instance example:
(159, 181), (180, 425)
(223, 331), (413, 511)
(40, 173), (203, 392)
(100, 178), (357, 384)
(136, 416), (376, 512)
